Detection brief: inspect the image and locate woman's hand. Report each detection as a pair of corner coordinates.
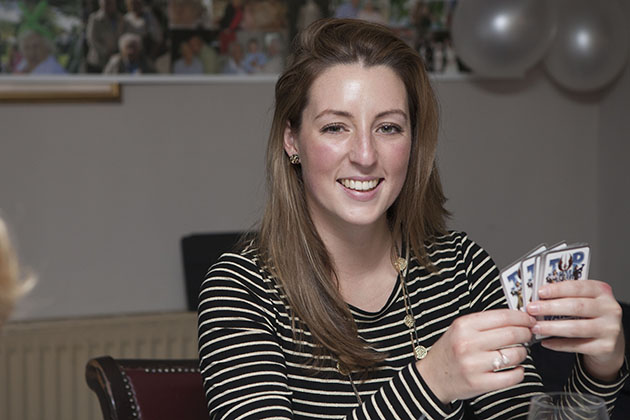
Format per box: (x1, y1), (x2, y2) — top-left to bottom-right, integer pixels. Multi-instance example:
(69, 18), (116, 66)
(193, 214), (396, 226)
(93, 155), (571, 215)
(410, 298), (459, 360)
(416, 309), (535, 404)
(527, 279), (625, 381)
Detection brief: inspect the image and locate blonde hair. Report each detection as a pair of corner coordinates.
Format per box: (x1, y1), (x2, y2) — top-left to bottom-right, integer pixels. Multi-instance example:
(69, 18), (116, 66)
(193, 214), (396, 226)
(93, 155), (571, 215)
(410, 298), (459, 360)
(258, 18), (449, 372)
(0, 218), (32, 324)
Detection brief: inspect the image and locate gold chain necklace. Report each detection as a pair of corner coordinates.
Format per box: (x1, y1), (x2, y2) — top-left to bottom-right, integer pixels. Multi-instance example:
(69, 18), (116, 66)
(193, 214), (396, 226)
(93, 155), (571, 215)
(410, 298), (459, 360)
(337, 243), (428, 404)
(394, 246), (428, 361)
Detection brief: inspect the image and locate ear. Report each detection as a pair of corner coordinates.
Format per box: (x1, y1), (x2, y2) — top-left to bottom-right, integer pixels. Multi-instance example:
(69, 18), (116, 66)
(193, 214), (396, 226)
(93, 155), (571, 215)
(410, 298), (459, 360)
(283, 122), (299, 157)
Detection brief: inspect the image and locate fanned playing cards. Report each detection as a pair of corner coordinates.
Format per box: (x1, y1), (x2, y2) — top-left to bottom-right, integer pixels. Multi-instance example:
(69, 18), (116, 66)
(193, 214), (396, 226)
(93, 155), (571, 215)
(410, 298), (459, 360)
(499, 242), (591, 340)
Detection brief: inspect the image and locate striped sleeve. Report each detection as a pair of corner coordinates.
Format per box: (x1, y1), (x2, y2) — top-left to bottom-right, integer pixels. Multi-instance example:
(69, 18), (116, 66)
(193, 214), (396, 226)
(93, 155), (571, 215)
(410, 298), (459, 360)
(197, 253), (294, 419)
(353, 363), (455, 420)
(565, 354), (629, 417)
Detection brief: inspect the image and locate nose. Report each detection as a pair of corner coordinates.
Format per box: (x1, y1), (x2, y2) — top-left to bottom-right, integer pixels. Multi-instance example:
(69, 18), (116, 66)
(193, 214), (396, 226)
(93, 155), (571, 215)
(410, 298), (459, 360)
(348, 130), (377, 168)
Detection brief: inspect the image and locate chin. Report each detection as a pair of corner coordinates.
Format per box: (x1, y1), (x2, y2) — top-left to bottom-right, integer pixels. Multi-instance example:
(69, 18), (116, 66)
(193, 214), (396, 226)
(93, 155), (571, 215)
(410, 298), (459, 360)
(338, 210), (388, 228)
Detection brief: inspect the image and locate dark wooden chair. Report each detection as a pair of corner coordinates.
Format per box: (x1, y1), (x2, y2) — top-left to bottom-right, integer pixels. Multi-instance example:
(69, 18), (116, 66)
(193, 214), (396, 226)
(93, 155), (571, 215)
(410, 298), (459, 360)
(86, 356), (210, 420)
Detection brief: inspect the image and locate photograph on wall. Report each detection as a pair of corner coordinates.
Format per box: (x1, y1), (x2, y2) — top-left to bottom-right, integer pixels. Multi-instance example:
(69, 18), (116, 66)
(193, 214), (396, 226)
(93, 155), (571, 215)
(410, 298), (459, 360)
(0, 0), (469, 77)
(388, 0), (468, 74)
(207, 0), (288, 75)
(0, 0), (83, 74)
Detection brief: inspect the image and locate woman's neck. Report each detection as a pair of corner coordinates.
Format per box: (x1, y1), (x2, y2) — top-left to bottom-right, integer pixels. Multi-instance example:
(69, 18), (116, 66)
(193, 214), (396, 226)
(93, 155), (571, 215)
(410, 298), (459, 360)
(315, 218), (399, 311)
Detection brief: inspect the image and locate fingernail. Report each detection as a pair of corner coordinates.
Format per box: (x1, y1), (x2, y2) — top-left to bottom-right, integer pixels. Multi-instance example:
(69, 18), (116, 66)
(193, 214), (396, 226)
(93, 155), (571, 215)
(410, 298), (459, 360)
(538, 287), (549, 298)
(528, 316), (537, 325)
(528, 303), (539, 314)
(532, 324), (541, 334)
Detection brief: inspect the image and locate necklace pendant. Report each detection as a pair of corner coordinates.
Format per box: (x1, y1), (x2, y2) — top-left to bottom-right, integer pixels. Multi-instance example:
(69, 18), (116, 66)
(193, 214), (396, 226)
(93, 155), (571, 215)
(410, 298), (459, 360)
(394, 257), (407, 273)
(336, 361), (350, 376)
(404, 314), (415, 328)
(414, 345), (427, 360)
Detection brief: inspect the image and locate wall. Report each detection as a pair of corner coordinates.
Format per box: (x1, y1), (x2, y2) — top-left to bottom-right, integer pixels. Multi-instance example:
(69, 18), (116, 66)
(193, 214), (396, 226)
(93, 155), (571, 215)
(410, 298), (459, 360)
(1, 66), (628, 321)
(1, 82), (273, 319)
(598, 0), (630, 304)
(437, 69), (600, 273)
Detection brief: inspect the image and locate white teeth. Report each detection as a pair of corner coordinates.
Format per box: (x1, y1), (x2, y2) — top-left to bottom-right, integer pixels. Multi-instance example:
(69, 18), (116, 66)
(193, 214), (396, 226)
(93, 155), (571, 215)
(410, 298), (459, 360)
(340, 179), (379, 191)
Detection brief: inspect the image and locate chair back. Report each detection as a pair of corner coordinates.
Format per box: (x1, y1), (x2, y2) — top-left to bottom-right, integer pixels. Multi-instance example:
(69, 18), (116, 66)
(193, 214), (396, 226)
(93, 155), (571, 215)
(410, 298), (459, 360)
(181, 232), (243, 311)
(86, 356), (210, 420)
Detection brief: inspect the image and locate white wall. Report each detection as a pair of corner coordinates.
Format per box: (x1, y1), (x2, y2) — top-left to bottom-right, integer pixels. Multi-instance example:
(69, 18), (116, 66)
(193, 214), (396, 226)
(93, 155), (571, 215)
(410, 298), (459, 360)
(598, 0), (630, 300)
(1, 82), (273, 319)
(1, 65), (628, 321)
(437, 70), (600, 271)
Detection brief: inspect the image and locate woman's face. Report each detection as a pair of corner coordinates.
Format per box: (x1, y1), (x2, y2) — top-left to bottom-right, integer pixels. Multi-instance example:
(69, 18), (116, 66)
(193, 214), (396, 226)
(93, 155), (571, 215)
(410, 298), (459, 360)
(284, 64), (412, 233)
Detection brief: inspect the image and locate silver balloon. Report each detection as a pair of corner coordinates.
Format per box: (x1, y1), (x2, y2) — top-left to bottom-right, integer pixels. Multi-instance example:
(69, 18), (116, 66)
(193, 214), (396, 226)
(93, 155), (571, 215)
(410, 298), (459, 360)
(544, 0), (629, 92)
(451, 0), (556, 77)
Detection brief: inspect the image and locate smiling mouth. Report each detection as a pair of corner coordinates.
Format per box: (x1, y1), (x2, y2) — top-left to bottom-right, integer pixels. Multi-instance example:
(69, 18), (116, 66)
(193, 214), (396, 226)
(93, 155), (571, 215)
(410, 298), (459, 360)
(338, 178), (382, 192)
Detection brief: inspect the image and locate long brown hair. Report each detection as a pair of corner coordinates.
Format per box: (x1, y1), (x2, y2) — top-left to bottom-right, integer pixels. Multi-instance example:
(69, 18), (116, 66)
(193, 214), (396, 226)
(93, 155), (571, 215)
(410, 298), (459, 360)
(258, 18), (449, 372)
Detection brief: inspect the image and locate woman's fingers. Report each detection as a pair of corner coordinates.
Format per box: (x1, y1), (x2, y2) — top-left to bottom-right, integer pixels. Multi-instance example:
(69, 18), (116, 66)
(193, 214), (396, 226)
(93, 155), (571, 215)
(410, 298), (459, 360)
(538, 279), (612, 299)
(472, 326), (533, 351)
(460, 308), (536, 332)
(470, 367), (526, 392)
(417, 309), (535, 403)
(540, 337), (597, 354)
(457, 345), (528, 373)
(532, 318), (622, 339)
(528, 279), (621, 322)
(446, 313), (533, 362)
(527, 297), (603, 318)
(528, 279), (625, 381)
(492, 345), (529, 370)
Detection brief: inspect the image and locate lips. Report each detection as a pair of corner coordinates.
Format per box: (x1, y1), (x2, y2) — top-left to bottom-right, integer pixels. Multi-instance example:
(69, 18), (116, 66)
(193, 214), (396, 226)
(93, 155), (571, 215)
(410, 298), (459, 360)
(338, 178), (381, 192)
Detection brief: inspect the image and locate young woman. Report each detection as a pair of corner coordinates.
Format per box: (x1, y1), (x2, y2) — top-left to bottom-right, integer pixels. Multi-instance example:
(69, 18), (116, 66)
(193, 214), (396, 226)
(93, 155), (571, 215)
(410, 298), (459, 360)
(197, 19), (627, 419)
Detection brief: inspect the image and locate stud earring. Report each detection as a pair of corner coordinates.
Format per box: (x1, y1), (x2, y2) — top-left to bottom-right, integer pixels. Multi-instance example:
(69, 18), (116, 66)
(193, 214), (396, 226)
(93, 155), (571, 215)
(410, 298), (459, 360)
(289, 154), (301, 165)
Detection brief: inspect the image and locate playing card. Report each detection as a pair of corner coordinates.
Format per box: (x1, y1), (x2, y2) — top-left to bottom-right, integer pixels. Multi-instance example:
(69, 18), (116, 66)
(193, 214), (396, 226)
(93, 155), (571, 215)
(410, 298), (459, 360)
(540, 244), (590, 297)
(531, 241), (567, 307)
(499, 244), (541, 311)
(500, 257), (525, 311)
(520, 244), (547, 310)
(533, 243), (590, 340)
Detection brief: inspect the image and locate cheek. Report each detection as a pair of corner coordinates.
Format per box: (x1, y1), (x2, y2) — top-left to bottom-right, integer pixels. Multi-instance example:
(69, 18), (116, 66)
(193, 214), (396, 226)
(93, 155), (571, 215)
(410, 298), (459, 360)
(299, 141), (346, 203)
(390, 142), (412, 179)
(301, 141), (343, 178)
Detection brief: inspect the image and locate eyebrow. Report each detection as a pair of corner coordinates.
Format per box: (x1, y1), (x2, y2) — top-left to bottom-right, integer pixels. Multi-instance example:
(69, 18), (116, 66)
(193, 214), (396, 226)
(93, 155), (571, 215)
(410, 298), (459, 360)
(314, 109), (408, 122)
(376, 109), (408, 122)
(314, 109), (352, 120)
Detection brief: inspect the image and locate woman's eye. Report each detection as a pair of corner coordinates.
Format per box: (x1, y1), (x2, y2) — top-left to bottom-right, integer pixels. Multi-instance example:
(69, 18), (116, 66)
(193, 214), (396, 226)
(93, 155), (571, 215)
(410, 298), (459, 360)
(377, 124), (402, 134)
(322, 124), (344, 134)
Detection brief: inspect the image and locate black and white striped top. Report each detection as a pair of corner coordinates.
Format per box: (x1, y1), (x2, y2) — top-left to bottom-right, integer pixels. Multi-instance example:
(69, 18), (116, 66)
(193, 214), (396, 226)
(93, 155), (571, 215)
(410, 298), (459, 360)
(197, 231), (626, 419)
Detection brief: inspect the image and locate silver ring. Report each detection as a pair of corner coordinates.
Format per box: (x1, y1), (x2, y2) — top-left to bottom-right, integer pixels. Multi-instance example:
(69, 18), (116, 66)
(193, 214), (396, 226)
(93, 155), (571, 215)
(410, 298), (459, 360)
(499, 349), (510, 366)
(492, 355), (502, 371)
(492, 349), (510, 371)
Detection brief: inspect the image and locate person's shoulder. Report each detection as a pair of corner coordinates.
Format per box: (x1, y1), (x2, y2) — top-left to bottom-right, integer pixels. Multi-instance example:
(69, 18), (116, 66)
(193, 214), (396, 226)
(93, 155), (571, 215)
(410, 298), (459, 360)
(208, 240), (261, 276)
(424, 230), (471, 251)
(198, 241), (283, 321)
(202, 240), (271, 296)
(422, 230), (485, 265)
